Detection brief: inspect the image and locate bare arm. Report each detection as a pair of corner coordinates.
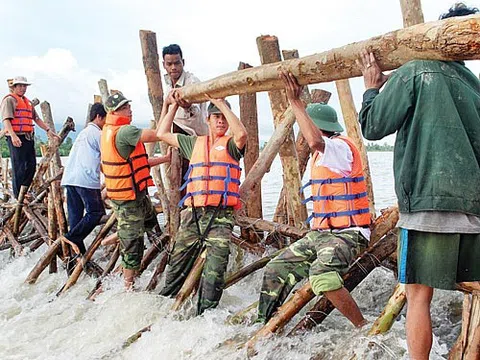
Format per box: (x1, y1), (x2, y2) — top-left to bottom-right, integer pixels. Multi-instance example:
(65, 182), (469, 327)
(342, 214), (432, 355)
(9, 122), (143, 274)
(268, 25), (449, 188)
(157, 96), (180, 148)
(280, 71), (325, 153)
(208, 98), (247, 149)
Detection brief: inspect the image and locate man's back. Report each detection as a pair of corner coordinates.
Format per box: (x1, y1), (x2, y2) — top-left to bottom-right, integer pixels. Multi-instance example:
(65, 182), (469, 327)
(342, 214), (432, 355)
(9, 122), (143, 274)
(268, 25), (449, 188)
(360, 60), (480, 216)
(61, 123), (102, 189)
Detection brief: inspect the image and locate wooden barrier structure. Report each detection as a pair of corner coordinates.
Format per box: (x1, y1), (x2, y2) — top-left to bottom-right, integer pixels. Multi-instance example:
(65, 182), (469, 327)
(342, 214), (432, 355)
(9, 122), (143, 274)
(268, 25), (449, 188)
(0, 8), (478, 360)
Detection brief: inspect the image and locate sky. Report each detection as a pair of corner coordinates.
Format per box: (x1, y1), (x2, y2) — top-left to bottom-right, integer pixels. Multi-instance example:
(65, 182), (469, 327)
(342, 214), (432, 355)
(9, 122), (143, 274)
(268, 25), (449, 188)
(1, 0), (479, 144)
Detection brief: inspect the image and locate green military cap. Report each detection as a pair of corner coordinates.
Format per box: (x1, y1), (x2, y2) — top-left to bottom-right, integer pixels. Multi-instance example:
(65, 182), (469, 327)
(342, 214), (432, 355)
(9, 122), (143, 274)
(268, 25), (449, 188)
(104, 92), (131, 112)
(306, 103), (344, 132)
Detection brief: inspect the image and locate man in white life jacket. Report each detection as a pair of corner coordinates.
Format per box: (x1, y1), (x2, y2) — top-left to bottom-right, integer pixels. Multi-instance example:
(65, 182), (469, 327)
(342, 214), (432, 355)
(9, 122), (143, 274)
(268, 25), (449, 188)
(157, 91), (247, 315)
(256, 71), (372, 326)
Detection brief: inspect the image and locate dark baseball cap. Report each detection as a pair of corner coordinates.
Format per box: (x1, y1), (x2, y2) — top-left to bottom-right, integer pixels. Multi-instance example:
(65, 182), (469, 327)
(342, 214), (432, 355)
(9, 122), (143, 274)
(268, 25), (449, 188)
(207, 100), (231, 115)
(90, 103), (107, 121)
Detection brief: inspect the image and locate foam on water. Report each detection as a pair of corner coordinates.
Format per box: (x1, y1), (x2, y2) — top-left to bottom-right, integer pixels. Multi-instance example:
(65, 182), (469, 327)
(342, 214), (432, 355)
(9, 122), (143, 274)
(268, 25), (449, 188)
(0, 153), (464, 359)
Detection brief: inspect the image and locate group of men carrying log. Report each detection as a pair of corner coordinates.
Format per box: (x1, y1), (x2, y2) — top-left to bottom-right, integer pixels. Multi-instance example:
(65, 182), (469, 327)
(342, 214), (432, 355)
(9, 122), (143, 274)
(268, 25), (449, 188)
(1, 3), (480, 359)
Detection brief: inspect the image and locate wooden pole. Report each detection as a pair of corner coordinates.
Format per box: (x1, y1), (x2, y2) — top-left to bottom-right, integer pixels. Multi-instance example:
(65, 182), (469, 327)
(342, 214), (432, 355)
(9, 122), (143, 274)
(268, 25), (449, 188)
(335, 79), (376, 216)
(98, 79), (110, 103)
(399, 0), (424, 27)
(177, 15), (480, 103)
(25, 239), (61, 284)
(3, 158), (9, 202)
(31, 117), (75, 193)
(58, 213), (117, 295)
(239, 107), (296, 202)
(257, 36), (307, 228)
(449, 293), (480, 360)
(171, 248), (207, 311)
(238, 61), (263, 242)
(12, 185), (28, 235)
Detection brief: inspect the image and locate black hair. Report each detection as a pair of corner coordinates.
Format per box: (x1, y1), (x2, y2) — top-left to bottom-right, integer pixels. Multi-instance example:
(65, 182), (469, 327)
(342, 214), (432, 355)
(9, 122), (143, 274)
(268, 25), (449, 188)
(162, 44), (183, 59)
(439, 2), (479, 19)
(90, 103), (107, 122)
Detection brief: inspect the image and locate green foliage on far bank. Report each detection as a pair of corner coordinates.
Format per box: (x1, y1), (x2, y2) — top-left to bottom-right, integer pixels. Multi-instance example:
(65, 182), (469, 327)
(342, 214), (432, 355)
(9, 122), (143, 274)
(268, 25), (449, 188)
(0, 136), (74, 157)
(365, 142), (394, 151)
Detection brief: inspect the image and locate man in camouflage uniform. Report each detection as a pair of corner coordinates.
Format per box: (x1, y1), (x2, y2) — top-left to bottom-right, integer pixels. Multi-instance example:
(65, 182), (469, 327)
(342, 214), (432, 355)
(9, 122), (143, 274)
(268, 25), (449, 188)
(157, 92), (247, 315)
(101, 93), (170, 289)
(257, 72), (371, 327)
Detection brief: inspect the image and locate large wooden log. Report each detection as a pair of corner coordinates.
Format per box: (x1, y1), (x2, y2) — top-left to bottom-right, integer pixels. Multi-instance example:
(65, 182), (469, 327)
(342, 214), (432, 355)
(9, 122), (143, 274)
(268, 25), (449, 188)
(335, 79), (376, 216)
(40, 101), (62, 168)
(238, 61), (263, 243)
(257, 36), (307, 228)
(31, 117), (75, 193)
(178, 15), (480, 103)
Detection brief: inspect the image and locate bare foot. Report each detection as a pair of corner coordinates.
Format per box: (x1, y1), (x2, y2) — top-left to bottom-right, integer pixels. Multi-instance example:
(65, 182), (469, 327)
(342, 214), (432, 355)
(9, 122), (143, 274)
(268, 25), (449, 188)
(59, 236), (81, 255)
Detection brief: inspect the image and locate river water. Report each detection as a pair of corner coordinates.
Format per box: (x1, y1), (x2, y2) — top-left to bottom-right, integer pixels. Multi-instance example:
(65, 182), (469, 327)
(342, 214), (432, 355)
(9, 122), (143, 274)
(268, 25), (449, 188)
(0, 152), (463, 360)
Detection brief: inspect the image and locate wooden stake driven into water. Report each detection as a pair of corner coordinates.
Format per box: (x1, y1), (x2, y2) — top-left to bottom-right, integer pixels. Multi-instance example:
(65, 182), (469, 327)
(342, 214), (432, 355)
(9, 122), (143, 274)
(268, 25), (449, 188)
(238, 61), (263, 243)
(257, 36), (307, 228)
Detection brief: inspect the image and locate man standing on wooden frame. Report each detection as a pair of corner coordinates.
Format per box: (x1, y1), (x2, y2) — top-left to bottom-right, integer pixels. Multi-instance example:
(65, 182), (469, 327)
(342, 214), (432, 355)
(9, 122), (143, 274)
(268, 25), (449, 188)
(357, 4), (480, 359)
(59, 103), (107, 257)
(157, 91), (247, 315)
(0, 76), (59, 198)
(256, 71), (372, 327)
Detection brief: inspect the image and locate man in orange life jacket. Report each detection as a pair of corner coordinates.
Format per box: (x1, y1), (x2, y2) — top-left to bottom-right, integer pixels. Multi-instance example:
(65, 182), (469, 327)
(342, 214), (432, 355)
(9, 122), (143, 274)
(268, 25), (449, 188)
(256, 71), (372, 326)
(0, 76), (59, 198)
(101, 92), (170, 290)
(157, 92), (247, 315)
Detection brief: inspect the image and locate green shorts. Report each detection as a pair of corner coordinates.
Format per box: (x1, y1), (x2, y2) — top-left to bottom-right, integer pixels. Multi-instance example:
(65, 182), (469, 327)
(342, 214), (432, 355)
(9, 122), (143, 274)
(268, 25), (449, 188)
(397, 228), (480, 289)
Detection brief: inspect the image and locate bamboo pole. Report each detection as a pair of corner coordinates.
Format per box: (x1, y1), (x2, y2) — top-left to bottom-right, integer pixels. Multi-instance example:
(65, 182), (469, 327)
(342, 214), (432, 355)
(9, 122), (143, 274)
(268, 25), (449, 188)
(58, 213), (117, 295)
(177, 15), (480, 103)
(335, 79), (376, 216)
(238, 61), (263, 243)
(257, 36), (307, 228)
(98, 79), (110, 103)
(171, 249), (207, 311)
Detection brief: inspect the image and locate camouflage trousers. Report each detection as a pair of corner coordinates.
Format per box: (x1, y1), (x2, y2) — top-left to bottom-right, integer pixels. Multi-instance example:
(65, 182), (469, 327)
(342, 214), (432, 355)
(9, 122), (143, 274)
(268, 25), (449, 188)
(160, 206), (234, 315)
(111, 194), (159, 270)
(258, 229), (368, 323)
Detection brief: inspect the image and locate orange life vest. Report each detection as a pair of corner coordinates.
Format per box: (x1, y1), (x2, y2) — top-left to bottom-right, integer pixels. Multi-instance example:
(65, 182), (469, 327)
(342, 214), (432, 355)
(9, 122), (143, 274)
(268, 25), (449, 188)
(179, 135), (241, 208)
(302, 135), (371, 230)
(4, 93), (34, 133)
(100, 114), (154, 201)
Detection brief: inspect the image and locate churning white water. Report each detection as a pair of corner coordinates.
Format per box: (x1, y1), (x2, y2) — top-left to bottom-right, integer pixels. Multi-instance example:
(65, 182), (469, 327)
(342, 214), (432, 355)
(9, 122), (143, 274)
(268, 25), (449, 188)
(0, 153), (463, 359)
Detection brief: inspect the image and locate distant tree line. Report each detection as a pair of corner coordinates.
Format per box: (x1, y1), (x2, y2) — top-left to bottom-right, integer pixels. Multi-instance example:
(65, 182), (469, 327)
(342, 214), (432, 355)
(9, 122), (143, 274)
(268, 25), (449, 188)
(260, 141), (393, 152)
(0, 136), (74, 157)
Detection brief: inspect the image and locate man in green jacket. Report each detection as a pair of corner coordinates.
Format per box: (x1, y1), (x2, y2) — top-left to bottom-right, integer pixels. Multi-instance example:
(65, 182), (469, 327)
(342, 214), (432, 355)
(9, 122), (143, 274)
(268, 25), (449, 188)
(357, 4), (480, 359)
